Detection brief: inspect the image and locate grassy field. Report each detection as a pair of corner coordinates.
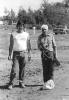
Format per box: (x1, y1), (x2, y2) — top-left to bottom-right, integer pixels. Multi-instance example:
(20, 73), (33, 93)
(0, 25), (69, 100)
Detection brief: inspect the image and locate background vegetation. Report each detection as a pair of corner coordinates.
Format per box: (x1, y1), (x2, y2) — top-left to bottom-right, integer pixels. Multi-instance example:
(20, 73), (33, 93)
(0, 0), (69, 29)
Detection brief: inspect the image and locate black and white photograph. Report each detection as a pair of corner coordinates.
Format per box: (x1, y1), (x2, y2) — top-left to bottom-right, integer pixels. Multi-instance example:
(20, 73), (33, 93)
(0, 0), (69, 100)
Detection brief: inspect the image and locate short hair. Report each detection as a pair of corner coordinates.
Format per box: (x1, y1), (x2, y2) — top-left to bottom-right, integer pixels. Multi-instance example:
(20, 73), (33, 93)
(16, 20), (22, 29)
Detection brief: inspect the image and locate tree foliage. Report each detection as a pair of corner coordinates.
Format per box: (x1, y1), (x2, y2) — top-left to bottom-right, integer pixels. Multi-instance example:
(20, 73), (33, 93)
(40, 0), (69, 26)
(2, 0), (69, 27)
(3, 8), (16, 25)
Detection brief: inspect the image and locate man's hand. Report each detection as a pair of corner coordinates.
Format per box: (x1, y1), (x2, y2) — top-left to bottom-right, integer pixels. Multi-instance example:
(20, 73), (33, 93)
(28, 52), (31, 61)
(28, 55), (31, 61)
(54, 52), (56, 58)
(8, 55), (12, 60)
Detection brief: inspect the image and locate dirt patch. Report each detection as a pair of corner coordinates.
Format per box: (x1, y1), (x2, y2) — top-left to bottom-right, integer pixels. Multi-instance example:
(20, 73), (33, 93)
(0, 28), (69, 100)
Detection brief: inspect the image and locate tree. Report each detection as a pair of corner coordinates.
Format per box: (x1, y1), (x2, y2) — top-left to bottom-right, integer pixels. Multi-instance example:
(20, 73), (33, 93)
(4, 8), (9, 16)
(18, 8), (27, 24)
(3, 8), (16, 25)
(27, 8), (36, 25)
(40, 0), (69, 25)
(34, 10), (44, 25)
(10, 9), (15, 22)
(63, 0), (69, 5)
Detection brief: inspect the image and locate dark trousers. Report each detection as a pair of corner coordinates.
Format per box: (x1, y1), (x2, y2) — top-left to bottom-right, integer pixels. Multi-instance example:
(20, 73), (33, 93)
(41, 51), (54, 83)
(9, 51), (26, 85)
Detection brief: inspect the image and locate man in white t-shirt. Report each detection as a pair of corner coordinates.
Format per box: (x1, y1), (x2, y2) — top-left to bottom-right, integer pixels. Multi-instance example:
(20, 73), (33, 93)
(8, 21), (31, 89)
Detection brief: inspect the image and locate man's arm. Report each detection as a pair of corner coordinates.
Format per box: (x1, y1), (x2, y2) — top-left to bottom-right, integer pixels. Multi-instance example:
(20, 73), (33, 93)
(8, 34), (14, 60)
(27, 34), (31, 61)
(27, 39), (31, 53)
(37, 36), (44, 51)
(38, 35), (48, 52)
(52, 35), (57, 57)
(52, 35), (60, 66)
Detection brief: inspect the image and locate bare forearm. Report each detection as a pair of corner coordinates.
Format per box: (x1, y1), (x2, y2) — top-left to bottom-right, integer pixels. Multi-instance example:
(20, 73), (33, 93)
(27, 40), (31, 52)
(9, 34), (13, 56)
(9, 46), (13, 56)
(53, 46), (57, 57)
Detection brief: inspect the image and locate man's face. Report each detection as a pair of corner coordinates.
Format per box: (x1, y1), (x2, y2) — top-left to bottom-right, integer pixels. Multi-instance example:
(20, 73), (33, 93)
(42, 28), (48, 35)
(17, 26), (22, 33)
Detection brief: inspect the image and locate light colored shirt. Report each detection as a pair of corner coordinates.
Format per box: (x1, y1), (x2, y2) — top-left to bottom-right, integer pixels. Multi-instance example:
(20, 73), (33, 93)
(12, 31), (29, 51)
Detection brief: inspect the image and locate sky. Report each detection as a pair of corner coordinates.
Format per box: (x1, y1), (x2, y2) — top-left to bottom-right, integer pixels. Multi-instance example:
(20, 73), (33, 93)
(0, 0), (63, 17)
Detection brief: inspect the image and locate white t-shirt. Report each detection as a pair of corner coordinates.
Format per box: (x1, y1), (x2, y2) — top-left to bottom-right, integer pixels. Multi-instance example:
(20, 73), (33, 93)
(12, 31), (29, 51)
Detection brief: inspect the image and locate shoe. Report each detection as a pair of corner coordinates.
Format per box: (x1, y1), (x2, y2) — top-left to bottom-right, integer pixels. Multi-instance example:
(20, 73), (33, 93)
(40, 80), (55, 90)
(19, 82), (25, 88)
(8, 84), (13, 90)
(45, 79), (55, 90)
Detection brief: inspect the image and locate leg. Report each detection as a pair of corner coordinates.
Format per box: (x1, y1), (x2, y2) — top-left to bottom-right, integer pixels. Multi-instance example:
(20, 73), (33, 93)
(42, 57), (49, 83)
(42, 52), (54, 83)
(44, 58), (55, 89)
(9, 53), (19, 85)
(45, 58), (53, 81)
(19, 55), (26, 88)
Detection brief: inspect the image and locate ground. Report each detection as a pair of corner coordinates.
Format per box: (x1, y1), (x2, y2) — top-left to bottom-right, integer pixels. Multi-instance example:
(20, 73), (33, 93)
(0, 26), (69, 100)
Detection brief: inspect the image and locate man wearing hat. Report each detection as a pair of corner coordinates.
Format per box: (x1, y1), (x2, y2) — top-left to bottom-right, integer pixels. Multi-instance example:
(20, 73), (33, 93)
(38, 24), (57, 89)
(8, 20), (31, 89)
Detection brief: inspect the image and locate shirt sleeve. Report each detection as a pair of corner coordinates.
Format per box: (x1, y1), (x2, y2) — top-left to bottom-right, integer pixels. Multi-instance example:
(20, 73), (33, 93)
(8, 32), (12, 35)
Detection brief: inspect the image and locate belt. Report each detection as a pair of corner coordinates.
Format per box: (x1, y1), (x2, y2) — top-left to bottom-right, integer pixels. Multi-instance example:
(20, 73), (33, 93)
(13, 51), (26, 53)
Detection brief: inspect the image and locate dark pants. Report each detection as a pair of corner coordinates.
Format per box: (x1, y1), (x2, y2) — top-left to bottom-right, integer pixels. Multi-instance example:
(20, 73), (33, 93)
(9, 51), (26, 85)
(41, 51), (54, 83)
